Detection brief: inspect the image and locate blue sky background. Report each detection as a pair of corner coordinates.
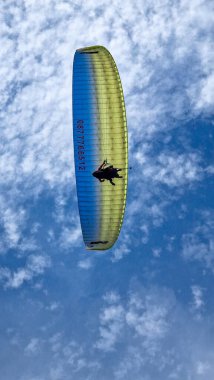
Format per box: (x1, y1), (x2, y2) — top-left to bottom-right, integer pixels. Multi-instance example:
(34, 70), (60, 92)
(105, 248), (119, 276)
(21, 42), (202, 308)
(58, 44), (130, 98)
(1, 0), (214, 379)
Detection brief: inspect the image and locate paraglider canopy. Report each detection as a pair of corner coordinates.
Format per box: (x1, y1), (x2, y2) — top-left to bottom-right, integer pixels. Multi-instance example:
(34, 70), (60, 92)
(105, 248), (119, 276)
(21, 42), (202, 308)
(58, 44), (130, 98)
(73, 46), (128, 250)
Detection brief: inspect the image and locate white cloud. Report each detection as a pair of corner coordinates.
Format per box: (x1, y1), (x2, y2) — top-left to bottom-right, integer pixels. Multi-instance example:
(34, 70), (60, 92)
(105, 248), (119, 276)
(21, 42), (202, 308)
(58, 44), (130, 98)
(0, 198), (26, 251)
(153, 248), (161, 258)
(109, 285), (214, 380)
(103, 291), (121, 304)
(1, 0), (75, 203)
(135, 151), (203, 187)
(96, 303), (125, 351)
(0, 254), (51, 289)
(196, 361), (211, 375)
(96, 287), (174, 353)
(111, 243), (131, 262)
(24, 338), (40, 355)
(27, 254), (51, 274)
(78, 258), (92, 270)
(195, 73), (214, 112)
(59, 225), (82, 250)
(205, 165), (214, 175)
(49, 333), (63, 354)
(126, 295), (169, 340)
(48, 335), (99, 379)
(46, 302), (60, 312)
(191, 285), (204, 312)
(182, 210), (214, 271)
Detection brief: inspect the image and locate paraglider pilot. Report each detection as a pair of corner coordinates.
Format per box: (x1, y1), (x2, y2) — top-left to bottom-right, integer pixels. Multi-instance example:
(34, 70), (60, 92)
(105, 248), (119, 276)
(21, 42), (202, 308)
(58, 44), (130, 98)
(92, 160), (123, 186)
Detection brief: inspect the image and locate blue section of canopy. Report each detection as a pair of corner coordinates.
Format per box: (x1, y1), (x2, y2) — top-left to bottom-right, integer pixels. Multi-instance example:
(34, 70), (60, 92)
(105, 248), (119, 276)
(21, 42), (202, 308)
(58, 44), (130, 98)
(73, 52), (100, 244)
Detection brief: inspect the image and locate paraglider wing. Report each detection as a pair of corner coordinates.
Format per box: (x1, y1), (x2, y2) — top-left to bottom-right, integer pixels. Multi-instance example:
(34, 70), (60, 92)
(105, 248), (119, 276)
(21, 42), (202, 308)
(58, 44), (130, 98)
(73, 45), (128, 250)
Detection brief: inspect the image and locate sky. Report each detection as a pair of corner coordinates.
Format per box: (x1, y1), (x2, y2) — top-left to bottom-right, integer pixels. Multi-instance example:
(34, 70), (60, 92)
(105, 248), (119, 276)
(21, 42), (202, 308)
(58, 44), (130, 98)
(0, 0), (214, 379)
